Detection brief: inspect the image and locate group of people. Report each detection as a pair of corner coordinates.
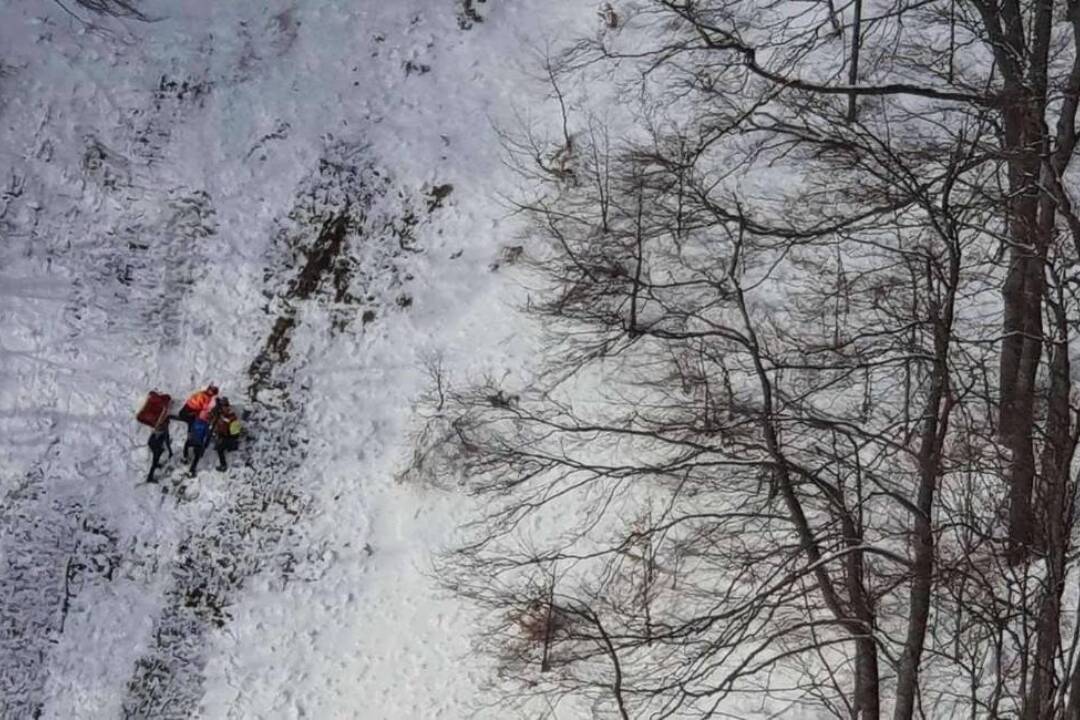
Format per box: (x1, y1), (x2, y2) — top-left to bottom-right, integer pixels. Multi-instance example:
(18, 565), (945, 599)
(146, 384), (242, 484)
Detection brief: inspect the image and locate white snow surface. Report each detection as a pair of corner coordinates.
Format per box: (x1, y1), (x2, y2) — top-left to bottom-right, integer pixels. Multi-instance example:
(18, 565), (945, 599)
(0, 1), (600, 717)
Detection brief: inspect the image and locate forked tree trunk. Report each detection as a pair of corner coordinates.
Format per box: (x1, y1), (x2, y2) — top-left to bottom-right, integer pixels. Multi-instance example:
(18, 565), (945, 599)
(998, 93), (1050, 564)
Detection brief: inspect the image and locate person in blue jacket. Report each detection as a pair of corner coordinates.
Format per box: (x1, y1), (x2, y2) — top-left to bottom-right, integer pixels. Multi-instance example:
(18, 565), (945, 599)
(184, 413), (214, 476)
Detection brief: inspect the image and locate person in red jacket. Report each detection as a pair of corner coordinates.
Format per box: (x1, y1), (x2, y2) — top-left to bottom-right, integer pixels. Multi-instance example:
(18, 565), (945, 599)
(146, 409), (173, 484)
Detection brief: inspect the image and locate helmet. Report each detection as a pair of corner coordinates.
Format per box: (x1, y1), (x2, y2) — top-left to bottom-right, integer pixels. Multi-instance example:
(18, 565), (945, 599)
(207, 384), (219, 395)
(218, 397), (230, 407)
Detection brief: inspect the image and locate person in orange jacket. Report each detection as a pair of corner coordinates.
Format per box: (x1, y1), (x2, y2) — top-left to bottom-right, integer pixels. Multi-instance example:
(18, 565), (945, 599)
(177, 384), (218, 425)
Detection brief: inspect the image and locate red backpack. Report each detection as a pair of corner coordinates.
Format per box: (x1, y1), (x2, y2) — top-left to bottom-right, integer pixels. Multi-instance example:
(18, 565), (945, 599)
(136, 391), (172, 427)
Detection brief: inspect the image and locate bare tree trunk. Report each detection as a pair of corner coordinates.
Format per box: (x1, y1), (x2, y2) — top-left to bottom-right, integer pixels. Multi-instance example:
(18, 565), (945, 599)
(1024, 289), (1075, 720)
(998, 85), (1048, 560)
(847, 0), (863, 123)
(1002, 241), (1042, 564)
(970, 0), (1053, 565)
(895, 249), (958, 719)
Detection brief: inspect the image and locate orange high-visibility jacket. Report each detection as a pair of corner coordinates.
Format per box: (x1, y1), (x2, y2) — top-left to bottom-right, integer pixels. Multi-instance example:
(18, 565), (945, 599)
(183, 390), (215, 415)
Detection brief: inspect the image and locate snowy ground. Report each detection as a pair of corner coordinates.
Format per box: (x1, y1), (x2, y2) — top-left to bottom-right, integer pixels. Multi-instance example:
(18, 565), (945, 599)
(0, 1), (599, 717)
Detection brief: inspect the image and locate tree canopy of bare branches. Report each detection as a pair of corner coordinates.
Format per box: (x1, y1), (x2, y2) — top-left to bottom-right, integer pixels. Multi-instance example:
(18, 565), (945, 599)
(406, 1), (1080, 718)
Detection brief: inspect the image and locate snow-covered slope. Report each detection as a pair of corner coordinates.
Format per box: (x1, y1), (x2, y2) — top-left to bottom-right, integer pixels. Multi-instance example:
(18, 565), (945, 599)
(0, 1), (598, 717)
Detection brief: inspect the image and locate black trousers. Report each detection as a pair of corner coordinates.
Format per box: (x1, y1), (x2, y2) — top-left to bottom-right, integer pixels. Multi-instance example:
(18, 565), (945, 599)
(186, 441), (207, 475)
(147, 432), (172, 483)
(215, 436), (238, 470)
